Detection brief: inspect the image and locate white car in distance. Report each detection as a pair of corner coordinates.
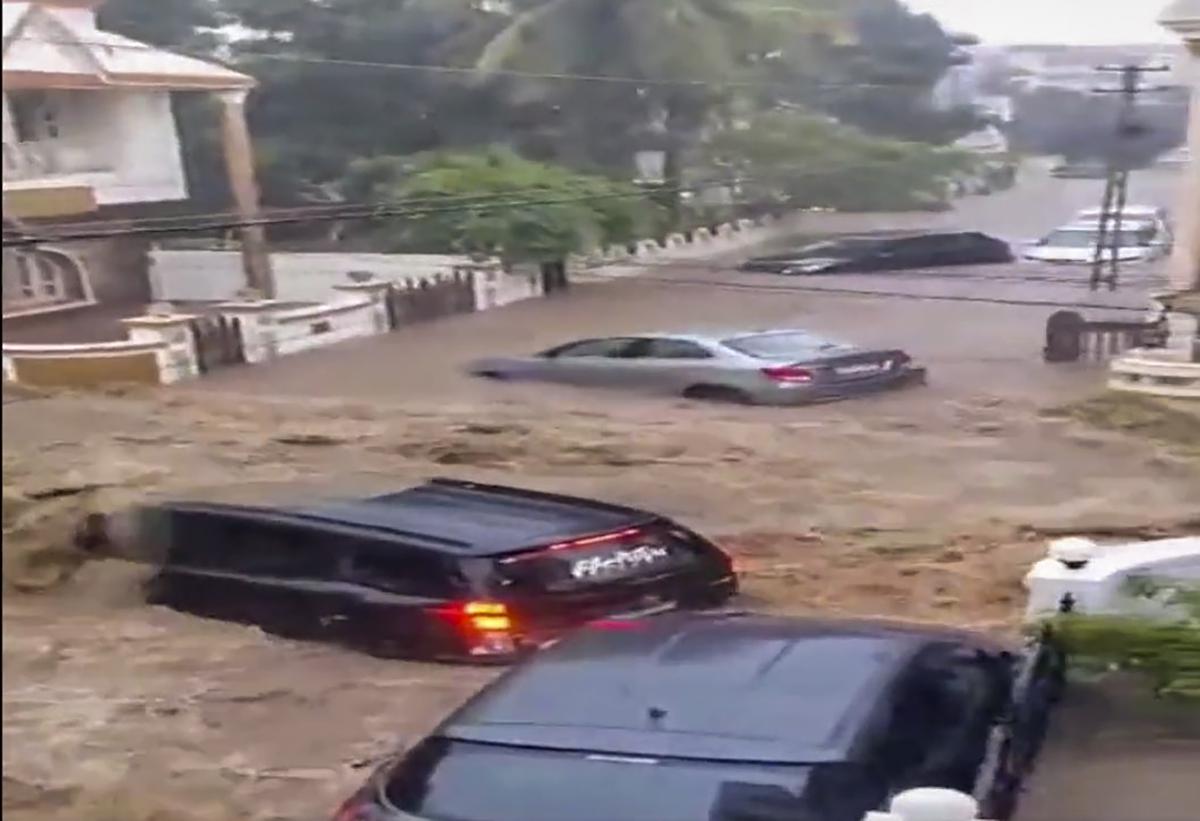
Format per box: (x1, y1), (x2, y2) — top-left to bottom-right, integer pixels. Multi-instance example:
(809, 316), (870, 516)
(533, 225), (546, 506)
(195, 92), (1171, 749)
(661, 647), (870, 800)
(1025, 207), (1173, 265)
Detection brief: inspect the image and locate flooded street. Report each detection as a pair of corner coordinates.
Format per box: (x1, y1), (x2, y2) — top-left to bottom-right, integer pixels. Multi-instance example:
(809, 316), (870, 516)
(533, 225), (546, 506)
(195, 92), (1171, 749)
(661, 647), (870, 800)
(4, 166), (1198, 820)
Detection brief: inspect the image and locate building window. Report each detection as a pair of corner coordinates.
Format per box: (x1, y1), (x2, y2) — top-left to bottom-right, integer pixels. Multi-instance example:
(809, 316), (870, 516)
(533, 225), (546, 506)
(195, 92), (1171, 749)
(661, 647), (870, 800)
(2, 250), (73, 309)
(8, 91), (60, 142)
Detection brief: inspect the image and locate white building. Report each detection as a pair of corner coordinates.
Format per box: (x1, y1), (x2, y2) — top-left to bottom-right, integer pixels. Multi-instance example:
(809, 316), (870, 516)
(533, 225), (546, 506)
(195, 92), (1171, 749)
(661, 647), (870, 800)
(2, 0), (269, 333)
(1159, 0), (1200, 351)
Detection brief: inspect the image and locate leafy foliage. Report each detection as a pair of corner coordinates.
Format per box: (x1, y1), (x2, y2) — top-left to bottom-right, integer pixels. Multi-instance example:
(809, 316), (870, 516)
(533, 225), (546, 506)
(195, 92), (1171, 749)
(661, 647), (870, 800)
(97, 0), (224, 52)
(95, 0), (982, 245)
(348, 147), (662, 261)
(1049, 580), (1200, 700)
(705, 110), (974, 211)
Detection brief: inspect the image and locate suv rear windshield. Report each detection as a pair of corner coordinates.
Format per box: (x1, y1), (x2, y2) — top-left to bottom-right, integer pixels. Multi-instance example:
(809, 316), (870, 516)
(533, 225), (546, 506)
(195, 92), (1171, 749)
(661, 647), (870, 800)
(491, 525), (720, 594)
(384, 739), (819, 821)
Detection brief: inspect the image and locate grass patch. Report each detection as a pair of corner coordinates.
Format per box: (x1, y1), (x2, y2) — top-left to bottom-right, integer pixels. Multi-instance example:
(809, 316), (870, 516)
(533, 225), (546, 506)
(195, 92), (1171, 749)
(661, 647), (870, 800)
(1045, 393), (1200, 458)
(2, 782), (249, 821)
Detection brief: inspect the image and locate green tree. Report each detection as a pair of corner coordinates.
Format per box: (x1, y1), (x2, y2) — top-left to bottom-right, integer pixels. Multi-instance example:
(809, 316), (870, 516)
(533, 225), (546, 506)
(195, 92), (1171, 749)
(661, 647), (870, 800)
(705, 109), (973, 212)
(349, 147), (662, 278)
(212, 0), (509, 204)
(777, 0), (983, 144)
(97, 0), (225, 52)
(468, 1), (845, 222)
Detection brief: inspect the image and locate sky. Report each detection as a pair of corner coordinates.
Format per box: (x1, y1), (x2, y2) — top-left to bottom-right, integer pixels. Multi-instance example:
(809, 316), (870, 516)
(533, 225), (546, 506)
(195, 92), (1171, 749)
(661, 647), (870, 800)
(902, 0), (1175, 45)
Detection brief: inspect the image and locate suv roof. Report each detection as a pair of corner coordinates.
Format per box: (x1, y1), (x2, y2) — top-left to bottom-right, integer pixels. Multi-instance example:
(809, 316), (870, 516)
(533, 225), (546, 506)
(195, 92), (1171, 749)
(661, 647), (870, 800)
(167, 479), (656, 557)
(443, 613), (1009, 764)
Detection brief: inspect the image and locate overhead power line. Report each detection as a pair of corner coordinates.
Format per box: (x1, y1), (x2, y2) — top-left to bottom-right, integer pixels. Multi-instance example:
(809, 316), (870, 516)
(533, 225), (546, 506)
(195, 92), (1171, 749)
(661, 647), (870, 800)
(10, 34), (938, 91)
(600, 257), (1168, 290)
(613, 266), (1155, 313)
(1, 161), (915, 246)
(0, 158), (874, 236)
(0, 182), (770, 246)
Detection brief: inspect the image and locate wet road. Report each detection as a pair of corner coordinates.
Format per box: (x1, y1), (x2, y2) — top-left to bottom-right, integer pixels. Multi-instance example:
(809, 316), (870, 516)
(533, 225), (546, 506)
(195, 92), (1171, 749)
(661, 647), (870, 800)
(174, 162), (1199, 821)
(189, 162), (1182, 408)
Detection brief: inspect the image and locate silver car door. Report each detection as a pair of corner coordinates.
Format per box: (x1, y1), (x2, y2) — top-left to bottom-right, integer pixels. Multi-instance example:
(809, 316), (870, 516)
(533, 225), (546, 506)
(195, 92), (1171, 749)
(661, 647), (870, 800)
(539, 337), (639, 386)
(604, 337), (724, 394)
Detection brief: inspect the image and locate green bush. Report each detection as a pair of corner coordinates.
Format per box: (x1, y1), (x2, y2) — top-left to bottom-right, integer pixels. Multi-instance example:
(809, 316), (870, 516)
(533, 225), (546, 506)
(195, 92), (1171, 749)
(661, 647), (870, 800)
(1046, 579), (1200, 699)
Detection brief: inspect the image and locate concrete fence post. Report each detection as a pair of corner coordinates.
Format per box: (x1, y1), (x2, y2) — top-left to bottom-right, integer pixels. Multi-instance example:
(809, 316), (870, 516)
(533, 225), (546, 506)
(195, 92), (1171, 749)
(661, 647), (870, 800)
(216, 300), (282, 363)
(333, 280), (393, 334)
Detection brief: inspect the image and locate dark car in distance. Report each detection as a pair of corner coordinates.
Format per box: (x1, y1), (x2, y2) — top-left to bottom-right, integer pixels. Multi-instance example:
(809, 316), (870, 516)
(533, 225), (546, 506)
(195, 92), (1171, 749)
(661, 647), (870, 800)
(137, 479), (736, 662)
(740, 231), (1014, 275)
(334, 613), (1065, 821)
(1050, 160), (1108, 179)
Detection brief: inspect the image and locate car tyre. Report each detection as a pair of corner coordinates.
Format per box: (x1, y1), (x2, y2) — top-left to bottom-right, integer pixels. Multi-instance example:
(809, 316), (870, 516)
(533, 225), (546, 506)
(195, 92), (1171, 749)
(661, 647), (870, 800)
(683, 385), (754, 405)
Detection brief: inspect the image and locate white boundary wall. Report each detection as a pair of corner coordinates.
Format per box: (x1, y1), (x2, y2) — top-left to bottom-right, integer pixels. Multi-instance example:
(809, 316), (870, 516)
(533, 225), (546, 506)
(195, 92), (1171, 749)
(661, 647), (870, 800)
(1024, 536), (1200, 621)
(149, 250), (540, 311)
(149, 251), (471, 303)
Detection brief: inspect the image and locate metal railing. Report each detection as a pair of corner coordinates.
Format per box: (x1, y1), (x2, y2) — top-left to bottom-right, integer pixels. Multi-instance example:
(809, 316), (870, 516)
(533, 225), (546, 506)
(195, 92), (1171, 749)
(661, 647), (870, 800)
(1043, 309), (1167, 363)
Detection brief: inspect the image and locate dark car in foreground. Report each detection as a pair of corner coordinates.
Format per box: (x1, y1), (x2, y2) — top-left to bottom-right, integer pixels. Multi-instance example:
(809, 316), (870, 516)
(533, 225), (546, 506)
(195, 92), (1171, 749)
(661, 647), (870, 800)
(740, 231), (1014, 275)
(137, 479), (736, 662)
(469, 330), (926, 405)
(334, 613), (1065, 821)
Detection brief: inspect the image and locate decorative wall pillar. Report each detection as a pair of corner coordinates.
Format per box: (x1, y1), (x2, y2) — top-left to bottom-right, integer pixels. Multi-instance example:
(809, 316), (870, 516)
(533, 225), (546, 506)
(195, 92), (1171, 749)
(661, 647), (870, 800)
(214, 89), (275, 299)
(332, 280), (393, 334)
(120, 311), (199, 384)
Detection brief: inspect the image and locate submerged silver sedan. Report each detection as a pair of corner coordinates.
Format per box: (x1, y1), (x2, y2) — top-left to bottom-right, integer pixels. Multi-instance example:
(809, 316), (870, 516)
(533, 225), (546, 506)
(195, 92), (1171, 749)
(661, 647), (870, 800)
(467, 330), (927, 405)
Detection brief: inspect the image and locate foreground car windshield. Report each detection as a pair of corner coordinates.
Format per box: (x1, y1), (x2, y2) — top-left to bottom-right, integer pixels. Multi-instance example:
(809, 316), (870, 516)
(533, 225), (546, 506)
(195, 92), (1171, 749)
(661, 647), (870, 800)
(385, 739), (819, 821)
(722, 333), (845, 358)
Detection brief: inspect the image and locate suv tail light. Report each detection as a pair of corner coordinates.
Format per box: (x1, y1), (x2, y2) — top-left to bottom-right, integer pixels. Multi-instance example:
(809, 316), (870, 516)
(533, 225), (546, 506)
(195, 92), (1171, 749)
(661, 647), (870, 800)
(431, 600), (517, 656)
(761, 365), (814, 384)
(463, 600), (512, 632)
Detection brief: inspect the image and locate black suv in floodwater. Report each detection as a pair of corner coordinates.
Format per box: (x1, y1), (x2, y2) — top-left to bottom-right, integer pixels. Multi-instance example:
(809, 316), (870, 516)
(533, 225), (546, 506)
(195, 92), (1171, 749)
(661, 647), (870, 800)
(335, 614), (1066, 821)
(139, 479), (737, 661)
(740, 231), (1014, 275)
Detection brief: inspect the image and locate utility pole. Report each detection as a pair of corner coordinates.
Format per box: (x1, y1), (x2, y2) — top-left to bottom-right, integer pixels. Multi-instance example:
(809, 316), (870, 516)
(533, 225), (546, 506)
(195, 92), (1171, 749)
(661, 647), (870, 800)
(1089, 64), (1171, 291)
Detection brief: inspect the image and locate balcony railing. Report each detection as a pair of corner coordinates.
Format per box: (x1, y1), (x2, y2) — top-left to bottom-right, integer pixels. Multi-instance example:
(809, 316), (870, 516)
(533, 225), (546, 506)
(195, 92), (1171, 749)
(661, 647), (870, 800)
(2, 140), (113, 182)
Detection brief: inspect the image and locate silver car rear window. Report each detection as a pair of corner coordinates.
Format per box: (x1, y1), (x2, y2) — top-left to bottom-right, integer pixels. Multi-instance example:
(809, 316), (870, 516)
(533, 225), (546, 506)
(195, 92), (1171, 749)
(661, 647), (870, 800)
(722, 333), (843, 359)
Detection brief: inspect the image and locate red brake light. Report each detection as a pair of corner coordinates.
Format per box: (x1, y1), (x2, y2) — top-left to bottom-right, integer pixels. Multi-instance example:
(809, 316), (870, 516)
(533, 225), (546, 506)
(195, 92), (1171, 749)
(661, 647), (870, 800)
(761, 365), (814, 384)
(433, 600), (513, 633)
(500, 527), (643, 564)
(547, 527), (642, 552)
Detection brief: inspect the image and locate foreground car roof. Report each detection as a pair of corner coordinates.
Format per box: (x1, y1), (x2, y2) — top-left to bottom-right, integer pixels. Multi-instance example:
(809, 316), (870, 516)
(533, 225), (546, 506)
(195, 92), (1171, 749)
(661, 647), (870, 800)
(443, 613), (1007, 763)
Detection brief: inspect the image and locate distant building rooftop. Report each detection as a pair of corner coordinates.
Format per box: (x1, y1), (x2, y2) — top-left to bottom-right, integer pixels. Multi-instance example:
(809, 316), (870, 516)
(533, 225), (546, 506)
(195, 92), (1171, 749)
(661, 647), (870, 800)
(2, 0), (253, 91)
